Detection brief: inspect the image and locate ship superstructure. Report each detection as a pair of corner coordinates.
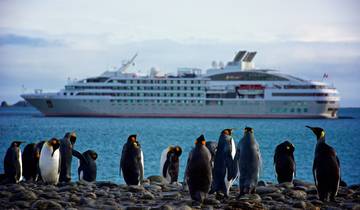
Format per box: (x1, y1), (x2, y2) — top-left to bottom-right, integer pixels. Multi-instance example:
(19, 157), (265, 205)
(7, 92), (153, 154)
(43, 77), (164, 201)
(22, 51), (340, 118)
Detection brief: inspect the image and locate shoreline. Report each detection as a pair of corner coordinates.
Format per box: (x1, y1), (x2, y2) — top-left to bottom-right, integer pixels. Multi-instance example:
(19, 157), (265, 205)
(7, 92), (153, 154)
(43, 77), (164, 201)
(1, 176), (359, 210)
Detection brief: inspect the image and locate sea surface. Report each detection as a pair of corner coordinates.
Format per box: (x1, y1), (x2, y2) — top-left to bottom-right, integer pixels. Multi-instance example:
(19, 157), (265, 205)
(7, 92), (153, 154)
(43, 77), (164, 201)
(0, 107), (359, 185)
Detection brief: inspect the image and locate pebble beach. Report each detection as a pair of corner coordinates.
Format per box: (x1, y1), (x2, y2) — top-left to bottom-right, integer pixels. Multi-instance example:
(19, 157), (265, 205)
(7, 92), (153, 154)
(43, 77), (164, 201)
(1, 176), (360, 210)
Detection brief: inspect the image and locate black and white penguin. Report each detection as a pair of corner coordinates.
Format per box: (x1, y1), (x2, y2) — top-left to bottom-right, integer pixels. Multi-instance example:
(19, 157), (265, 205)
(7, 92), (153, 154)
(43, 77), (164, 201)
(210, 129), (238, 198)
(4, 141), (24, 183)
(185, 135), (212, 203)
(120, 135), (144, 185)
(306, 126), (340, 201)
(205, 141), (218, 169)
(39, 138), (61, 185)
(236, 127), (262, 195)
(59, 132), (76, 182)
(72, 149), (97, 182)
(160, 146), (182, 183)
(22, 143), (42, 181)
(274, 141), (296, 183)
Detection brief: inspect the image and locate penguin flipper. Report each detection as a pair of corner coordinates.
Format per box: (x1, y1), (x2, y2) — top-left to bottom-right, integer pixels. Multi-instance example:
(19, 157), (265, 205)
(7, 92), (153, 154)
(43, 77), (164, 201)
(163, 160), (170, 178)
(184, 149), (193, 185)
(72, 149), (86, 164)
(120, 144), (127, 177)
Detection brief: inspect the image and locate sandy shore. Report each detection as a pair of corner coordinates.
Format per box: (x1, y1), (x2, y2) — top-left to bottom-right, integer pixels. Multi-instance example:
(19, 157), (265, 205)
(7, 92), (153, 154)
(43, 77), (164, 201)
(0, 176), (359, 210)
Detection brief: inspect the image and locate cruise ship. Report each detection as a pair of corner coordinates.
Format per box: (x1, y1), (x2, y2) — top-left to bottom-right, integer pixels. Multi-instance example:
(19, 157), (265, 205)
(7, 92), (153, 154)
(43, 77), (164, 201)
(21, 51), (340, 118)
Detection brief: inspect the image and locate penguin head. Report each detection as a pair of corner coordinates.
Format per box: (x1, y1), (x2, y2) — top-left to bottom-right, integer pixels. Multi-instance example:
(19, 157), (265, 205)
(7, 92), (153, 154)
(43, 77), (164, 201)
(194, 134), (206, 146)
(11, 141), (24, 148)
(85, 150), (98, 160)
(244, 127), (254, 134)
(306, 126), (325, 140)
(48, 138), (60, 157)
(277, 140), (295, 154)
(222, 129), (233, 136)
(174, 146), (182, 157)
(127, 134), (140, 148)
(69, 132), (77, 145)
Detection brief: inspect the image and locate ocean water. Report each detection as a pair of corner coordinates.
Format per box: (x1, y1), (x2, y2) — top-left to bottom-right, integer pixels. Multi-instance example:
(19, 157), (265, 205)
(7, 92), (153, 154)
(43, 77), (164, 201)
(0, 107), (359, 185)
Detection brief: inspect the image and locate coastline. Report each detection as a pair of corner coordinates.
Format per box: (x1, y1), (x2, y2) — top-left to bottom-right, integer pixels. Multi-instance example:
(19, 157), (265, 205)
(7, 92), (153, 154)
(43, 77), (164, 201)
(1, 176), (359, 210)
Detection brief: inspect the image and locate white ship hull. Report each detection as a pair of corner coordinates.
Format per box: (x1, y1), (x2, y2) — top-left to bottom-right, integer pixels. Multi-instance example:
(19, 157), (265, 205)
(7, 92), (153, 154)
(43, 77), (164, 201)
(23, 96), (339, 119)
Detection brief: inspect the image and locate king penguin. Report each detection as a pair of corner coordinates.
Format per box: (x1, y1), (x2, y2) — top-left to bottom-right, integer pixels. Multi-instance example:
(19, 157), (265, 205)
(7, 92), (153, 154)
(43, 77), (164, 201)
(120, 135), (144, 185)
(39, 138), (61, 185)
(59, 132), (77, 182)
(160, 146), (182, 183)
(22, 143), (41, 181)
(274, 141), (296, 183)
(306, 126), (340, 201)
(185, 135), (212, 203)
(236, 127), (262, 195)
(210, 129), (238, 198)
(72, 149), (97, 182)
(4, 141), (24, 183)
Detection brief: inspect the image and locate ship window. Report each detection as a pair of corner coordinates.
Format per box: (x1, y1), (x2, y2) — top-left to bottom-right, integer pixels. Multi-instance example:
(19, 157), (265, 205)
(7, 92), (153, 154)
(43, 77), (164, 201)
(297, 108), (301, 113)
(64, 93), (67, 96)
(304, 108), (308, 112)
(290, 108), (294, 113)
(70, 92), (73, 95)
(209, 71), (289, 81)
(46, 100), (53, 108)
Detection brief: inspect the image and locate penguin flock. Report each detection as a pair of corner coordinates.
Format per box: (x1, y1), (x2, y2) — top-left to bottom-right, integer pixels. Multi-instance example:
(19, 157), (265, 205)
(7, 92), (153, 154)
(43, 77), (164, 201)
(1, 126), (344, 203)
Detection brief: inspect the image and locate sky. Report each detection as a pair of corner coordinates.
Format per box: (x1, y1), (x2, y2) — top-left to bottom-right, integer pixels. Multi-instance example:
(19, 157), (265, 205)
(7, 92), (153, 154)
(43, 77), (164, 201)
(0, 0), (359, 107)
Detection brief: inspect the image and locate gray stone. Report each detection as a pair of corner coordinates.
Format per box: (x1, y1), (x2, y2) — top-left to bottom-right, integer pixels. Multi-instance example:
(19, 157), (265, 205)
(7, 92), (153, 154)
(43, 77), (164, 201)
(267, 192), (285, 201)
(161, 192), (181, 200)
(341, 202), (360, 210)
(203, 197), (221, 205)
(85, 192), (97, 199)
(97, 204), (120, 210)
(238, 193), (262, 203)
(144, 184), (162, 191)
(293, 201), (307, 209)
(95, 189), (108, 197)
(96, 181), (118, 188)
(126, 207), (150, 210)
(262, 196), (272, 201)
(80, 197), (96, 207)
(256, 186), (280, 195)
(13, 200), (31, 208)
(0, 191), (12, 198)
(59, 185), (78, 192)
(39, 191), (61, 199)
(176, 205), (192, 210)
(284, 189), (307, 200)
(293, 186), (308, 191)
(31, 200), (64, 210)
(310, 199), (323, 206)
(142, 191), (155, 200)
(276, 182), (294, 189)
(147, 176), (167, 184)
(69, 194), (81, 203)
(8, 184), (26, 192)
(128, 185), (145, 193)
(257, 180), (267, 187)
(10, 190), (37, 201)
(293, 179), (313, 187)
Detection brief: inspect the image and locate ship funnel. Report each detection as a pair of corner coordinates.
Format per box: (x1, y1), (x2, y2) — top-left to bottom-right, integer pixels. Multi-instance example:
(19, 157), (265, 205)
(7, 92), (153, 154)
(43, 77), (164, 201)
(233, 51), (247, 63)
(241, 51), (256, 70)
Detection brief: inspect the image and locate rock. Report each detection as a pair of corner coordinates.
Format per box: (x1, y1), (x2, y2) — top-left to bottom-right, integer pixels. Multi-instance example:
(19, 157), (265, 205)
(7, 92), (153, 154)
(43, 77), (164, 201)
(176, 205), (192, 210)
(262, 196), (272, 201)
(305, 187), (318, 195)
(97, 204), (120, 210)
(228, 200), (265, 209)
(238, 194), (262, 203)
(128, 185), (145, 193)
(256, 186), (280, 195)
(10, 190), (37, 201)
(266, 192), (285, 201)
(257, 180), (267, 187)
(8, 184), (26, 192)
(126, 206), (150, 210)
(142, 191), (155, 200)
(276, 182), (294, 189)
(80, 197), (96, 207)
(147, 176), (167, 184)
(293, 201), (307, 209)
(144, 184), (162, 191)
(13, 200), (31, 208)
(95, 189), (108, 197)
(284, 189), (307, 200)
(341, 202), (360, 210)
(293, 179), (313, 187)
(162, 192), (181, 200)
(310, 199), (323, 206)
(58, 185), (78, 192)
(31, 200), (63, 210)
(39, 191), (61, 199)
(0, 191), (12, 198)
(85, 192), (97, 199)
(293, 186), (308, 191)
(69, 194), (81, 203)
(203, 197), (221, 205)
(96, 181), (118, 188)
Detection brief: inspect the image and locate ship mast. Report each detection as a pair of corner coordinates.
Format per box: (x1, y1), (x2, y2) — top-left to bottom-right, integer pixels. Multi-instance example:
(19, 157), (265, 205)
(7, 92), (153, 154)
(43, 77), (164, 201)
(117, 53), (138, 72)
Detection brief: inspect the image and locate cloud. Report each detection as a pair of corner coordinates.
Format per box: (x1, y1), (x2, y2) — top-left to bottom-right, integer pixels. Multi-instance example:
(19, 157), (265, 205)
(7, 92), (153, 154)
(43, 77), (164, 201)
(0, 34), (63, 47)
